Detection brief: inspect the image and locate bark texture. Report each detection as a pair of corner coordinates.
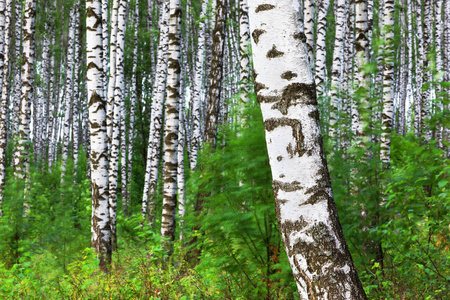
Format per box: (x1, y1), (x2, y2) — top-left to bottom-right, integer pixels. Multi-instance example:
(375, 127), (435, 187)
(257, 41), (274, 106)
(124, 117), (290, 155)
(86, 0), (111, 272)
(248, 1), (367, 298)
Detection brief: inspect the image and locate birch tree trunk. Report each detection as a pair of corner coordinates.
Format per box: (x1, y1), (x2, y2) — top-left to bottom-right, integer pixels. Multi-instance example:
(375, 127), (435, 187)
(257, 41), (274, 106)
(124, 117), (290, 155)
(304, 0), (315, 65)
(0, 0), (12, 216)
(13, 0), (36, 181)
(11, 0), (22, 137)
(380, 0), (394, 166)
(61, 2), (78, 182)
(141, 1), (170, 226)
(239, 0), (250, 103)
(355, 0), (369, 139)
(421, 0), (431, 141)
(161, 0), (182, 251)
(177, 74), (186, 241)
(204, 0), (227, 146)
(248, 1), (367, 298)
(314, 0), (330, 97)
(329, 0), (346, 139)
(108, 0), (127, 252)
(86, 0), (111, 272)
(189, 0), (207, 170)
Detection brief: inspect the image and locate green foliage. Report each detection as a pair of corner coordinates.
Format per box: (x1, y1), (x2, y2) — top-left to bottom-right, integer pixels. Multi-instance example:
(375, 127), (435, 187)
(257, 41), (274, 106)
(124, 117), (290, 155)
(185, 99), (297, 299)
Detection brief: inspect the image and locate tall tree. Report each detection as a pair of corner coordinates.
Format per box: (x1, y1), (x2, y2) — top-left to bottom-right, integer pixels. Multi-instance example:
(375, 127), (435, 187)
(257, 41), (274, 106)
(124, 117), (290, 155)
(0, 0), (12, 216)
(247, 0), (367, 297)
(141, 0), (170, 226)
(86, 0), (111, 272)
(13, 0), (36, 181)
(161, 0), (182, 251)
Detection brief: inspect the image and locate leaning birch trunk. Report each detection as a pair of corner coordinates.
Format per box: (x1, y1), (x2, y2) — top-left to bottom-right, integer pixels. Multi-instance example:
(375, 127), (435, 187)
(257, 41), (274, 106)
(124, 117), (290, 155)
(161, 0), (182, 251)
(13, 0), (36, 182)
(61, 2), (77, 183)
(86, 0), (111, 272)
(247, 1), (368, 298)
(0, 0), (12, 216)
(189, 0), (207, 170)
(141, 1), (170, 226)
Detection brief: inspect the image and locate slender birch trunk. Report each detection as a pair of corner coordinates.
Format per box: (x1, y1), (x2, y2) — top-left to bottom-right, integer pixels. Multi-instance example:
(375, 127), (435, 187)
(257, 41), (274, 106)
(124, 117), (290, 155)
(141, 1), (170, 226)
(329, 0), (346, 139)
(406, 0), (414, 132)
(204, 0), (227, 146)
(73, 7), (81, 173)
(239, 0), (250, 104)
(189, 0), (207, 170)
(86, 0), (111, 272)
(304, 0), (315, 66)
(421, 0), (431, 141)
(380, 0), (394, 166)
(0, 0), (12, 216)
(123, 0), (139, 215)
(13, 0), (35, 182)
(414, 0), (423, 135)
(107, 0), (120, 144)
(314, 0), (330, 98)
(248, 1), (367, 297)
(108, 0), (127, 251)
(11, 0), (22, 137)
(355, 0), (369, 139)
(444, 0), (450, 154)
(161, 0), (182, 250)
(61, 2), (78, 182)
(178, 73), (186, 241)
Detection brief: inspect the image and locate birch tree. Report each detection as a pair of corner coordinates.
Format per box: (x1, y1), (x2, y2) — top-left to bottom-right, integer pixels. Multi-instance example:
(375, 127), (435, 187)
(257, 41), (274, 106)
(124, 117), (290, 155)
(189, 0), (207, 170)
(108, 0), (127, 251)
(0, 0), (12, 216)
(141, 1), (170, 225)
(61, 1), (78, 181)
(86, 0), (111, 272)
(161, 0), (182, 250)
(247, 1), (367, 297)
(14, 0), (36, 180)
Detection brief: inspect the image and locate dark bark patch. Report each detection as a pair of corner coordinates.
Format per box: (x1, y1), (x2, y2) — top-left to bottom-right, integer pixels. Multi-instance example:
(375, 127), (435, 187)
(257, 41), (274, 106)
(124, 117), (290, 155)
(252, 29), (266, 44)
(254, 81), (267, 93)
(281, 71), (298, 80)
(264, 118), (307, 157)
(267, 45), (284, 58)
(255, 4), (275, 13)
(293, 32), (307, 43)
(277, 156), (283, 161)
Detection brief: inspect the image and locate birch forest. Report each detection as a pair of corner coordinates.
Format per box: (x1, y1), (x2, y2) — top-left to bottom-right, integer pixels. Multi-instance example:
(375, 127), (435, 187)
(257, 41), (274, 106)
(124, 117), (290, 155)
(0, 0), (449, 298)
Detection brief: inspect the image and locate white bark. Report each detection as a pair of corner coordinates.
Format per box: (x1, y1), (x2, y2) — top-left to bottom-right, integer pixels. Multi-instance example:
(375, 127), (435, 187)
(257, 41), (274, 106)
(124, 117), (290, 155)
(304, 0), (315, 65)
(178, 74), (186, 241)
(108, 0), (128, 251)
(314, 0), (330, 97)
(189, 0), (207, 170)
(161, 0), (182, 249)
(248, 1), (367, 298)
(380, 0), (394, 166)
(86, 0), (111, 271)
(142, 0), (170, 225)
(329, 0), (346, 139)
(61, 2), (78, 181)
(0, 0), (12, 216)
(13, 0), (35, 180)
